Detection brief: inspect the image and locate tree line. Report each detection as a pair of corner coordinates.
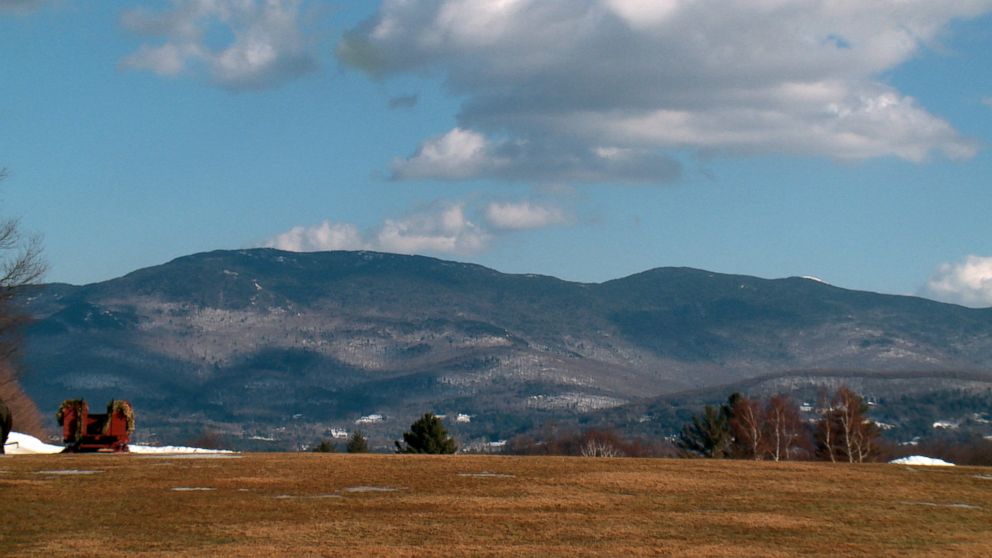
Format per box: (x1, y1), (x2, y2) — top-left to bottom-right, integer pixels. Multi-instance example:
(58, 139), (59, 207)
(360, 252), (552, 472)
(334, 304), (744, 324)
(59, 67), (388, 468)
(313, 412), (458, 454)
(498, 386), (887, 462)
(677, 386), (881, 462)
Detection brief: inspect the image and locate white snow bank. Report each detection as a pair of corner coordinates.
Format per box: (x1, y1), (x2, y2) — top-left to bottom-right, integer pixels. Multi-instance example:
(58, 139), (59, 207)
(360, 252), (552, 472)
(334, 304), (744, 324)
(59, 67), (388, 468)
(890, 455), (955, 466)
(5, 432), (63, 454)
(129, 444), (236, 455)
(3, 432), (236, 455)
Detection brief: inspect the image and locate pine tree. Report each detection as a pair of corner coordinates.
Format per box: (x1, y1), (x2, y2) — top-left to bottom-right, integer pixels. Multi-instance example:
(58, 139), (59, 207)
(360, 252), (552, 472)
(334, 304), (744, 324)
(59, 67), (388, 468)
(676, 404), (731, 458)
(395, 413), (457, 454)
(312, 440), (335, 453)
(346, 431), (369, 453)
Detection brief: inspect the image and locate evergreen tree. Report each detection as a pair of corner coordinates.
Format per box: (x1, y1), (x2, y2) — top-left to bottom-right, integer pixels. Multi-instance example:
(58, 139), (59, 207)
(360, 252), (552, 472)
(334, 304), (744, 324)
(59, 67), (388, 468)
(312, 440), (335, 453)
(676, 404), (732, 458)
(346, 431), (369, 453)
(395, 413), (457, 454)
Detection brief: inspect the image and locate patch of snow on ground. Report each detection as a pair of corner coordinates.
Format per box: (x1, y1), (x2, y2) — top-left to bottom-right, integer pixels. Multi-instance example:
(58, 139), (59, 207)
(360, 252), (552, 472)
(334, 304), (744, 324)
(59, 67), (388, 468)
(458, 472), (514, 478)
(889, 455), (955, 466)
(171, 487), (216, 492)
(903, 501), (980, 510)
(35, 469), (102, 475)
(131, 444), (237, 455)
(274, 494), (341, 500)
(344, 486), (399, 493)
(136, 453), (242, 459)
(4, 432), (237, 456)
(5, 432), (63, 454)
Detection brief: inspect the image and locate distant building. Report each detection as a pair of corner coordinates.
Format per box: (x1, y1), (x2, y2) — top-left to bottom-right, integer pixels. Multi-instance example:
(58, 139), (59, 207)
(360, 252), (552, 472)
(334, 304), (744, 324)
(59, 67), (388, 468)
(356, 414), (384, 425)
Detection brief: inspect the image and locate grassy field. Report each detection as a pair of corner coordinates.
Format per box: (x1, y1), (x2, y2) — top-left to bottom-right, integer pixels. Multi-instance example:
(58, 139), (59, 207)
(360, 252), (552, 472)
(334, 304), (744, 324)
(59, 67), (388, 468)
(1, 454), (991, 557)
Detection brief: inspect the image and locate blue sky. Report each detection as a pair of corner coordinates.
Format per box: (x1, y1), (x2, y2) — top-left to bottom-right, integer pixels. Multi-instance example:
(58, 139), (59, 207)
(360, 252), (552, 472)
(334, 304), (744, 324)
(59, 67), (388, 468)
(2, 1), (992, 307)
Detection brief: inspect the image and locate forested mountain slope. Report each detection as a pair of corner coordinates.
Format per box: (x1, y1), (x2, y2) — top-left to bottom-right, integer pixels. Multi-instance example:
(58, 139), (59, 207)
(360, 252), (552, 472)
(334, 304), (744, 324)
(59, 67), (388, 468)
(18, 249), (992, 448)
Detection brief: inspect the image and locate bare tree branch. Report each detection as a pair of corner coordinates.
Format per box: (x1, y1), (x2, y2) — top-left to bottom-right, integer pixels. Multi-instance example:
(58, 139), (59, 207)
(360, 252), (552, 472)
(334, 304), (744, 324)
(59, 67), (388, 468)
(0, 167), (47, 382)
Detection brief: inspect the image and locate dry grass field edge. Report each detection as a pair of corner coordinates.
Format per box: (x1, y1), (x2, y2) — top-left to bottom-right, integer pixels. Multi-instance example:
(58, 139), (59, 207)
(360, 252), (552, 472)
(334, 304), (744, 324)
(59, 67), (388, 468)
(1, 454), (991, 557)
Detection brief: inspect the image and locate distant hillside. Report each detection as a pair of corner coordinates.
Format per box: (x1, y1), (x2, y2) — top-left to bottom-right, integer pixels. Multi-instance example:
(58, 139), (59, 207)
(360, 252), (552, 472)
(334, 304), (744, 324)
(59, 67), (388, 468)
(17, 249), (992, 449)
(586, 369), (992, 444)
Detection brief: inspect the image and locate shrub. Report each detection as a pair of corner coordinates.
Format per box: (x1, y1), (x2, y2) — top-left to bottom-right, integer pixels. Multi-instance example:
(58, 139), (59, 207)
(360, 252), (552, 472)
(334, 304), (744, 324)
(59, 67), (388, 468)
(346, 431), (369, 453)
(395, 413), (457, 454)
(505, 427), (674, 457)
(312, 440), (335, 453)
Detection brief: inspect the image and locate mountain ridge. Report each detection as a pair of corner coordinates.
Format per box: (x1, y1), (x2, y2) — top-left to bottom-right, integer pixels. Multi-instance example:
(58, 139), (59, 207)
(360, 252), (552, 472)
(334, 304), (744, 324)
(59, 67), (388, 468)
(17, 248), (992, 449)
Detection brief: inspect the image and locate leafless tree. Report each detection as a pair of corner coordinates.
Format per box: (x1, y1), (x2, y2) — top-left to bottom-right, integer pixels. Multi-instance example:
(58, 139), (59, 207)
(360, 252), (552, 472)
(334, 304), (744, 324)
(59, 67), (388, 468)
(729, 393), (764, 460)
(834, 386), (879, 463)
(580, 438), (624, 458)
(763, 394), (804, 461)
(815, 388), (837, 462)
(815, 385), (880, 463)
(0, 167), (46, 387)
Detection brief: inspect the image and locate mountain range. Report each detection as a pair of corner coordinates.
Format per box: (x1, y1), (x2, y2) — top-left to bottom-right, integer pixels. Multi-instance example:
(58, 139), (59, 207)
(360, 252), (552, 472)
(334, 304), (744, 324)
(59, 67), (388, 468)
(17, 249), (992, 450)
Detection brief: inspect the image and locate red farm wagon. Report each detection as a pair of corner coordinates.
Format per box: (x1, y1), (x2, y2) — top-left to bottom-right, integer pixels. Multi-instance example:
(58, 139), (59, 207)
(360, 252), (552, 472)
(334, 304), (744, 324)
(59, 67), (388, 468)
(56, 399), (135, 453)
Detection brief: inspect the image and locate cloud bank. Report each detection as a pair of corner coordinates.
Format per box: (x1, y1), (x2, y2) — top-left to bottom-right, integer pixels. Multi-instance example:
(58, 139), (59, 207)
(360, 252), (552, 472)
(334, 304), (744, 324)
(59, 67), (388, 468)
(485, 201), (565, 230)
(264, 221), (365, 252)
(265, 199), (570, 255)
(121, 0), (318, 91)
(376, 203), (489, 254)
(924, 255), (992, 308)
(340, 0), (989, 184)
(265, 203), (491, 255)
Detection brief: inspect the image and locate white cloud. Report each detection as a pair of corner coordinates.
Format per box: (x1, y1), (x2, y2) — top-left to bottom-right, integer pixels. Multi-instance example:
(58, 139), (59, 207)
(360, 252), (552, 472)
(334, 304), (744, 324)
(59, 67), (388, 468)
(377, 203), (489, 254)
(485, 201), (565, 230)
(392, 128), (496, 181)
(392, 128), (681, 184)
(264, 203), (491, 256)
(121, 0), (318, 91)
(340, 0), (988, 183)
(924, 255), (992, 308)
(264, 221), (366, 252)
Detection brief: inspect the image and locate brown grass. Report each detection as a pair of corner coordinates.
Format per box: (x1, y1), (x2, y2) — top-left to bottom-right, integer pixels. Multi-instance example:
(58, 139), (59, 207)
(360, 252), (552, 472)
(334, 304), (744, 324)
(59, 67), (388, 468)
(1, 454), (991, 556)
